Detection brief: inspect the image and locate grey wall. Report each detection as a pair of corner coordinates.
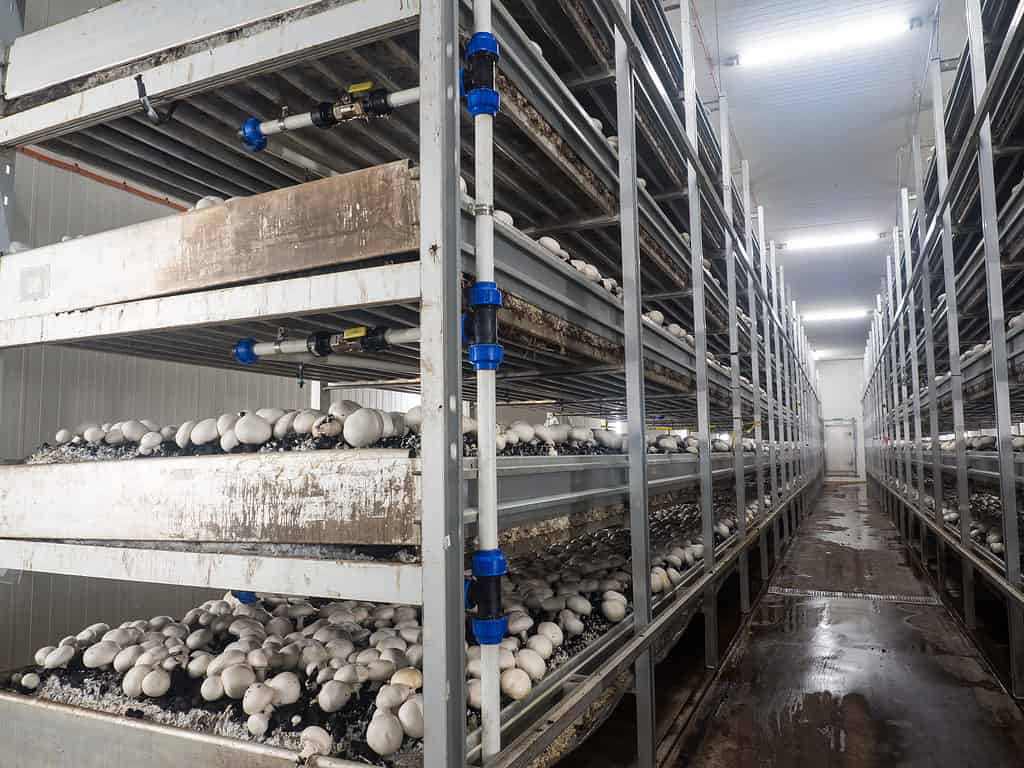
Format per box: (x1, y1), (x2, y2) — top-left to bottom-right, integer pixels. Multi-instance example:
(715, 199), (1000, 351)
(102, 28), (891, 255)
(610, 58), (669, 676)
(22, 0), (118, 33)
(818, 357), (867, 479)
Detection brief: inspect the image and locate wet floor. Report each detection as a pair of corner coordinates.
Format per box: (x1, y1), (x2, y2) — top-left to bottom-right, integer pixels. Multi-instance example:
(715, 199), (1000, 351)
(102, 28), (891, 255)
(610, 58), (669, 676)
(678, 482), (1024, 768)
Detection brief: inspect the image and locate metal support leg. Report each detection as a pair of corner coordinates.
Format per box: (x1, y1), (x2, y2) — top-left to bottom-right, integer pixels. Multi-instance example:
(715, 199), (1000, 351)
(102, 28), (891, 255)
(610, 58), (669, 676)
(614, 0), (656, 757)
(680, 0), (716, 671)
(419, 3), (466, 765)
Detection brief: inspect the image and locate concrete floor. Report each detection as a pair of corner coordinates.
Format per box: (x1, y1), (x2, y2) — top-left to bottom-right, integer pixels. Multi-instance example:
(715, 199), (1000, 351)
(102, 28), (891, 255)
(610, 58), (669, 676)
(678, 482), (1024, 768)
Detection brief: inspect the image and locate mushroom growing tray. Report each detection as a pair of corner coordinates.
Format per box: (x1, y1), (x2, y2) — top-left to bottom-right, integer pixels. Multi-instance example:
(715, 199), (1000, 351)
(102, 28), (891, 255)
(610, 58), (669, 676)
(0, 448), (755, 546)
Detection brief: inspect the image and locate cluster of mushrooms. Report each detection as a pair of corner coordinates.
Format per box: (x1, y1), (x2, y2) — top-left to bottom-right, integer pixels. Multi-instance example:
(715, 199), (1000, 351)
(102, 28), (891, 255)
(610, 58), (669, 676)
(22, 595), (425, 759)
(39, 395), (775, 464)
(938, 490), (1007, 557)
(928, 435), (1024, 452)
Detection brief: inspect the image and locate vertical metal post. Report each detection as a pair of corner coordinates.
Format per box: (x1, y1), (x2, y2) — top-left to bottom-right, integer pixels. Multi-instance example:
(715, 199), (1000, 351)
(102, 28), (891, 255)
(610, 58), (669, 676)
(893, 228), (912, 541)
(885, 243), (903, 533)
(900, 189), (924, 550)
(771, 245), (785, 549)
(930, 52), (973, 629)
(779, 273), (792, 542)
(913, 134), (944, 530)
(722, 97), (749, 613)
(614, 0), (656, 757)
(966, 0), (1020, 582)
(766, 240), (780, 563)
(419, 2), (465, 765)
(680, 0), (717, 669)
(744, 164), (765, 537)
(756, 208), (770, 579)
(966, 0), (1023, 696)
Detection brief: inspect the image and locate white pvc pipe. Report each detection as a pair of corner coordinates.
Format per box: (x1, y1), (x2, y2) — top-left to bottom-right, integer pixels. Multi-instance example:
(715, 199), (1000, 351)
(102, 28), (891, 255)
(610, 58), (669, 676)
(388, 87), (421, 109)
(384, 326), (422, 345)
(259, 111), (315, 136)
(273, 352), (412, 375)
(253, 338), (308, 356)
(480, 642), (502, 758)
(473, 0), (500, 760)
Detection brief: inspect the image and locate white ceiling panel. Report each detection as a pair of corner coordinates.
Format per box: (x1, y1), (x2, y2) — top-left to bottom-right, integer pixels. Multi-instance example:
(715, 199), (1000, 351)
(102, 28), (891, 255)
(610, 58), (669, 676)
(665, 0), (966, 357)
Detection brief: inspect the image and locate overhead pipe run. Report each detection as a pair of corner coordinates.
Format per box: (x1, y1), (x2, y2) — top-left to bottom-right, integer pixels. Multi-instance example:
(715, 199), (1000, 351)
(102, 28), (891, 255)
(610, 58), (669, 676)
(239, 83), (421, 152)
(233, 326), (420, 367)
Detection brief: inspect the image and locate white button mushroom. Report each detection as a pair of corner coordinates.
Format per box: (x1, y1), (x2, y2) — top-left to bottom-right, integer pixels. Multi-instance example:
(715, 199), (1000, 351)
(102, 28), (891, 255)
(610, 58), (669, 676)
(404, 406), (423, 434)
(83, 640), (120, 669)
(375, 683), (411, 711)
(200, 675), (225, 702)
(120, 420), (149, 443)
(317, 680), (353, 713)
(526, 635), (553, 660)
(20, 672), (40, 691)
(243, 682), (276, 716)
(390, 667), (423, 690)
(34, 646), (56, 666)
(142, 667), (172, 697)
(175, 421), (197, 450)
(515, 648), (547, 683)
(602, 599), (627, 623)
(500, 668), (532, 700)
(54, 429), (74, 445)
(273, 411), (298, 439)
(247, 713), (270, 738)
(343, 408), (384, 448)
(222, 665), (257, 698)
(366, 712), (404, 757)
(292, 410), (323, 435)
(190, 418), (220, 446)
(298, 726), (334, 760)
(266, 671), (301, 706)
(123, 664), (153, 697)
(235, 413), (272, 445)
(43, 645), (75, 669)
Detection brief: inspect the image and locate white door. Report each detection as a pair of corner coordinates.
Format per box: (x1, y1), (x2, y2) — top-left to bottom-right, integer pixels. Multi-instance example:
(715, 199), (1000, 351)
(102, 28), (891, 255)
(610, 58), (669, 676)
(825, 420), (857, 476)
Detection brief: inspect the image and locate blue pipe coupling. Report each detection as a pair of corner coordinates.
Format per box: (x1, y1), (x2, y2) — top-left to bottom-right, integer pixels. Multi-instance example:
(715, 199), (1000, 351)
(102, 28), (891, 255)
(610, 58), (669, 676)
(241, 117), (267, 152)
(467, 548), (507, 645)
(462, 32), (500, 117)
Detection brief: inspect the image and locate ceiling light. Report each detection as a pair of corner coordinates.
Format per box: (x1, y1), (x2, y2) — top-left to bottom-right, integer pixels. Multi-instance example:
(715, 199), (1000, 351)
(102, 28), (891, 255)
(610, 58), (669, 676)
(784, 231), (880, 251)
(738, 16), (909, 68)
(803, 308), (870, 323)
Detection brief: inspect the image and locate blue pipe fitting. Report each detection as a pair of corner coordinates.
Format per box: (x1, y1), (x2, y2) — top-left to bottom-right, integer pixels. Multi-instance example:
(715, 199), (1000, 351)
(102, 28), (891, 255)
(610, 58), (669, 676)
(470, 281), (502, 308)
(241, 117), (267, 152)
(469, 342), (504, 371)
(468, 548), (507, 645)
(472, 548), (507, 578)
(234, 338), (258, 365)
(472, 615), (508, 646)
(467, 31), (499, 61)
(232, 590), (258, 604)
(463, 32), (500, 117)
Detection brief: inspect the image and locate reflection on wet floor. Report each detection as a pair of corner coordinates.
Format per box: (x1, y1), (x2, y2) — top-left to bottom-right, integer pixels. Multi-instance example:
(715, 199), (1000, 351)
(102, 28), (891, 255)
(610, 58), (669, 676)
(679, 482), (1024, 768)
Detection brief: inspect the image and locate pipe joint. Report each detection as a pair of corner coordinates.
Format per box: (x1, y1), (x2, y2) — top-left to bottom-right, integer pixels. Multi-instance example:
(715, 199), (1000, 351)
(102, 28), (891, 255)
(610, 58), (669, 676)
(462, 32), (500, 117)
(467, 549), (507, 645)
(306, 331), (333, 357)
(240, 117), (267, 152)
(234, 338), (258, 365)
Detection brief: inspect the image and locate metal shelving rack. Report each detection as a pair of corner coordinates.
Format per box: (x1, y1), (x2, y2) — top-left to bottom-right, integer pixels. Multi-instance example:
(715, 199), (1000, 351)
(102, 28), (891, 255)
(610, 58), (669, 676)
(863, 0), (1024, 699)
(0, 0), (822, 765)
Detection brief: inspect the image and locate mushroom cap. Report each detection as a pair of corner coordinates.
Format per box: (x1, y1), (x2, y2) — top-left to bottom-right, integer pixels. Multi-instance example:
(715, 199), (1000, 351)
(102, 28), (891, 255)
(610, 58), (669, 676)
(299, 726), (334, 760)
(221, 664), (257, 698)
(343, 408), (384, 448)
(200, 675), (225, 702)
(83, 640), (121, 669)
(536, 622), (564, 647)
(366, 712), (404, 757)
(292, 410), (323, 435)
(190, 418), (220, 446)
(466, 679), (483, 710)
(317, 680), (353, 713)
(327, 400), (361, 422)
(120, 420), (149, 442)
(122, 664), (153, 697)
(404, 406), (423, 434)
(247, 713), (270, 738)
(43, 645), (75, 669)
(266, 671), (301, 706)
(141, 668), (172, 697)
(515, 648), (547, 682)
(526, 634), (553, 660)
(273, 411), (298, 439)
(242, 682), (276, 716)
(175, 421), (197, 450)
(602, 599), (627, 623)
(500, 668), (532, 700)
(398, 695), (424, 739)
(235, 413), (273, 445)
(390, 667), (423, 690)
(375, 683), (411, 711)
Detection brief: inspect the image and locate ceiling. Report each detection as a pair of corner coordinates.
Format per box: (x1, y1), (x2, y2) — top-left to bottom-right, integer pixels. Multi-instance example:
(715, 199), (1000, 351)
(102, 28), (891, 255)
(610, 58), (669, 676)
(663, 0), (967, 360)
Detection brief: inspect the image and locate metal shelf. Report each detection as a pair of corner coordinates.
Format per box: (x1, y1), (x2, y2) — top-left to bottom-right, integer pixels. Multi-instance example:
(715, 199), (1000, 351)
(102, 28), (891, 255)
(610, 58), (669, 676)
(863, 0), (1024, 700)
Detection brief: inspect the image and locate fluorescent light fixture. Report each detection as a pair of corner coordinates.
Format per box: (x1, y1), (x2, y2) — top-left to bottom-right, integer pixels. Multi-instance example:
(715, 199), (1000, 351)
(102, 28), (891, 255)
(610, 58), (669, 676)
(785, 231), (879, 251)
(803, 308), (869, 323)
(738, 16), (908, 68)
